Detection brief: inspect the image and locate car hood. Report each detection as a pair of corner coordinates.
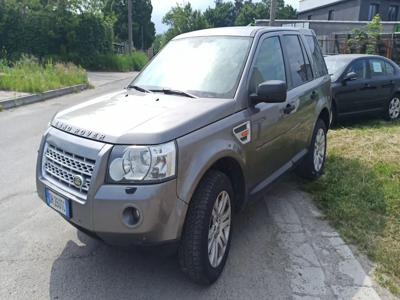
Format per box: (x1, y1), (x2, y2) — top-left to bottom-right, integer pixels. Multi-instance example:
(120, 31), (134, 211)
(51, 90), (236, 144)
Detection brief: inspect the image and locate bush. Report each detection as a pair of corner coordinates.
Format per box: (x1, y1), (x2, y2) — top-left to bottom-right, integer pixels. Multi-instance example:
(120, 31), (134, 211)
(80, 52), (149, 72)
(0, 56), (88, 93)
(0, 6), (113, 62)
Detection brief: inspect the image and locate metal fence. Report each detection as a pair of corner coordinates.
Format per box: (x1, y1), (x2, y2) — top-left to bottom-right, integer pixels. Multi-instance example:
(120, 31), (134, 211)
(317, 33), (400, 64)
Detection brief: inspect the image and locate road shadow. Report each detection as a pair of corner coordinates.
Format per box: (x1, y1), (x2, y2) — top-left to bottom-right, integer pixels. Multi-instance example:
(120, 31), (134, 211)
(48, 167), (386, 299)
(48, 186), (291, 300)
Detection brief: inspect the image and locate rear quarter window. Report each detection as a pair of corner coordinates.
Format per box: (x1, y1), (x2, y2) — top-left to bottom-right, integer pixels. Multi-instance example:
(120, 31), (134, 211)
(305, 35), (328, 78)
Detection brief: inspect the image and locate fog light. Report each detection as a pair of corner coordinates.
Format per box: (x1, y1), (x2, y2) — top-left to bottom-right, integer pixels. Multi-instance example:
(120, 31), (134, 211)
(122, 206), (141, 227)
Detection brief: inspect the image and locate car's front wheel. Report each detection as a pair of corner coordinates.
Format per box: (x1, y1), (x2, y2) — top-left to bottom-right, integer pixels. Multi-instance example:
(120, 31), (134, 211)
(386, 96), (400, 121)
(179, 170), (233, 285)
(296, 119), (327, 180)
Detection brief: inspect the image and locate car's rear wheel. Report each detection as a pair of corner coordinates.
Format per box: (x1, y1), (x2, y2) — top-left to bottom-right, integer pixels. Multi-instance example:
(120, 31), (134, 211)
(386, 96), (400, 120)
(179, 170), (233, 285)
(296, 119), (327, 180)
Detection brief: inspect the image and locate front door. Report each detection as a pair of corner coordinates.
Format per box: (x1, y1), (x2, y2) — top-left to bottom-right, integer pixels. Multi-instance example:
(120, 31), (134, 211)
(246, 33), (310, 192)
(335, 58), (377, 114)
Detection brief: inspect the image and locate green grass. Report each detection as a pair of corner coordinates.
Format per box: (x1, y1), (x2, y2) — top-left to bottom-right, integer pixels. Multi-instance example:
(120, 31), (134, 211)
(0, 57), (88, 93)
(305, 119), (400, 295)
(82, 52), (149, 72)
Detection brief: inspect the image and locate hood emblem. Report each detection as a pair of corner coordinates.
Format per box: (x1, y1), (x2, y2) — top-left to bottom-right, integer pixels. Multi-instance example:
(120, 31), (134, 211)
(53, 120), (106, 142)
(73, 175), (85, 188)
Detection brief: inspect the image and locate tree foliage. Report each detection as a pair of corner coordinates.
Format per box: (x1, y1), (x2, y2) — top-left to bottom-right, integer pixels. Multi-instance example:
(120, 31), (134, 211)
(105, 0), (155, 49)
(162, 3), (209, 42)
(157, 0), (297, 50)
(0, 0), (156, 64)
(347, 15), (384, 55)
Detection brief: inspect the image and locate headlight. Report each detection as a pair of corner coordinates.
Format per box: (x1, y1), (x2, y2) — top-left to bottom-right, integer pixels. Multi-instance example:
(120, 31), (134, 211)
(107, 141), (176, 183)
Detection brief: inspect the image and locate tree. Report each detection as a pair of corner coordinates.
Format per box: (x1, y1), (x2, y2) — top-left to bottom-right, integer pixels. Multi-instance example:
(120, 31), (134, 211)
(234, 0), (296, 26)
(235, 0), (266, 26)
(107, 0), (156, 50)
(204, 0), (236, 27)
(162, 3), (209, 42)
(347, 15), (383, 55)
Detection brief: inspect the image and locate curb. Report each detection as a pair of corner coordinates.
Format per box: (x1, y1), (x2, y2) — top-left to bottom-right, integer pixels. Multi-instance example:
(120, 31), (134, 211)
(0, 84), (88, 110)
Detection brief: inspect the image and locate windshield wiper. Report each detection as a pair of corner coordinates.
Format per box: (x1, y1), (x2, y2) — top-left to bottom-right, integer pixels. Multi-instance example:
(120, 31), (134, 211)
(127, 85), (153, 93)
(151, 88), (197, 98)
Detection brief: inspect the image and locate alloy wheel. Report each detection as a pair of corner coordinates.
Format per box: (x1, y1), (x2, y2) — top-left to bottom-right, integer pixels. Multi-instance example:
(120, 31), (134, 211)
(208, 190), (231, 268)
(313, 128), (326, 172)
(389, 97), (400, 120)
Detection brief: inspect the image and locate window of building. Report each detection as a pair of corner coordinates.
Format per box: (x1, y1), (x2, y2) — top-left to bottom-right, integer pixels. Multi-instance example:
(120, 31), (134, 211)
(328, 10), (335, 20)
(249, 37), (286, 94)
(282, 35), (310, 89)
(308, 15), (312, 20)
(368, 3), (379, 21)
(388, 5), (399, 21)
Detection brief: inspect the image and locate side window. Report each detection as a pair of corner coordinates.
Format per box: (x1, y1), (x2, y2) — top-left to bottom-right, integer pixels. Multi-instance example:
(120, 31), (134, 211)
(305, 35), (328, 78)
(249, 36), (286, 93)
(384, 61), (395, 76)
(369, 59), (386, 77)
(301, 41), (313, 80)
(282, 35), (310, 89)
(347, 59), (367, 80)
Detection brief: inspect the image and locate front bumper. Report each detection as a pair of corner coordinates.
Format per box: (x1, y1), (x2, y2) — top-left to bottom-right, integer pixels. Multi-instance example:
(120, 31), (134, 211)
(36, 128), (188, 246)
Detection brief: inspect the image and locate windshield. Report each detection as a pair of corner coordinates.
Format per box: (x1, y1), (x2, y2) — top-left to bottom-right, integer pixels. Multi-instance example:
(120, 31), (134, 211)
(324, 56), (351, 76)
(132, 36), (252, 98)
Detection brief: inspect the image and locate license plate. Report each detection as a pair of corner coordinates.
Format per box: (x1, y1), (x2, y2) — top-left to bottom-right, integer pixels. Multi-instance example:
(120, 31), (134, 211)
(45, 189), (71, 219)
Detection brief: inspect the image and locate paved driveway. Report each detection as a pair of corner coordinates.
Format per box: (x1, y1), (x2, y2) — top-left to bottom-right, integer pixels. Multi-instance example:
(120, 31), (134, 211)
(0, 77), (384, 300)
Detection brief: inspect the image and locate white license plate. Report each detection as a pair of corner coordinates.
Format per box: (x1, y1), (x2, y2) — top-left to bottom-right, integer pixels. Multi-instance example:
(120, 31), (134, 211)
(45, 189), (71, 219)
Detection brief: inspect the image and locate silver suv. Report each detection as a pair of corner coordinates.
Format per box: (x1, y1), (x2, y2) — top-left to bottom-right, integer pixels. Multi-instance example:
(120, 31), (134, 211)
(36, 27), (331, 284)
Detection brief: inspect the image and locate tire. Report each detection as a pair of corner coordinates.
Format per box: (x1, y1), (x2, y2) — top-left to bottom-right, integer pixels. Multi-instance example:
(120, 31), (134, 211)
(179, 170), (233, 285)
(296, 119), (327, 180)
(385, 95), (400, 121)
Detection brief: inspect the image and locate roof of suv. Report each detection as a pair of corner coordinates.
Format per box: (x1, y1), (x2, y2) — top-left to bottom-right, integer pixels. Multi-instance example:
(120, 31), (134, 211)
(174, 26), (314, 40)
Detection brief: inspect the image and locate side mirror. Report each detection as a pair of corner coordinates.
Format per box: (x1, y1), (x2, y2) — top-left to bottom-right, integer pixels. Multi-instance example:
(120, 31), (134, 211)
(342, 71), (358, 83)
(250, 80), (287, 105)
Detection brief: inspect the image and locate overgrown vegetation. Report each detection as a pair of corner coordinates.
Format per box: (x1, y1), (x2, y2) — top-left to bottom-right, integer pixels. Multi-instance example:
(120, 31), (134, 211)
(347, 15), (384, 55)
(306, 119), (400, 295)
(0, 0), (155, 68)
(0, 56), (88, 93)
(83, 52), (148, 72)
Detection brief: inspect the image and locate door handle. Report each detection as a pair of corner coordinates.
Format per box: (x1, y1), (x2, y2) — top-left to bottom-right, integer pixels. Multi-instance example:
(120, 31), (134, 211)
(361, 83), (376, 90)
(383, 80), (394, 87)
(283, 103), (296, 115)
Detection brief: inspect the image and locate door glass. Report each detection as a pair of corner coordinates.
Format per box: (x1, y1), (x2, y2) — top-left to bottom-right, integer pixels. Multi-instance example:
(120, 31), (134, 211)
(305, 35), (328, 78)
(369, 59), (386, 78)
(282, 35), (309, 89)
(347, 60), (367, 80)
(249, 36), (286, 94)
(385, 61), (395, 75)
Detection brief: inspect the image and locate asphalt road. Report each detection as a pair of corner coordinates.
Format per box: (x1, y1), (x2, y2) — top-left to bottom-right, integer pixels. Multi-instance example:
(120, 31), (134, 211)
(0, 74), (387, 300)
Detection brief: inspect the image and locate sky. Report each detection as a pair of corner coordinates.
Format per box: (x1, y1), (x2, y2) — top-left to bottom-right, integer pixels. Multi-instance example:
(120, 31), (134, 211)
(151, 0), (300, 33)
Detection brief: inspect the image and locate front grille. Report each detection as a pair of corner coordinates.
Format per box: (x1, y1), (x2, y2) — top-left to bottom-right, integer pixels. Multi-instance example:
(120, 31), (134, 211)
(42, 143), (96, 197)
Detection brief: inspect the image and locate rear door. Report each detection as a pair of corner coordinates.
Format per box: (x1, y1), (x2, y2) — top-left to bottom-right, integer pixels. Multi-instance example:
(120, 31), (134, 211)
(280, 33), (320, 155)
(368, 58), (396, 109)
